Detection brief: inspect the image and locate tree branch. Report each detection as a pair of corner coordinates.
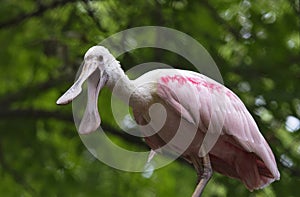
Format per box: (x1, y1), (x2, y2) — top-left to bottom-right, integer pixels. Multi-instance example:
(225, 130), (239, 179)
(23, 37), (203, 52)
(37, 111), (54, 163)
(0, 0), (78, 29)
(0, 73), (73, 109)
(1, 108), (300, 179)
(0, 108), (193, 165)
(82, 0), (108, 33)
(0, 109), (73, 122)
(0, 108), (147, 147)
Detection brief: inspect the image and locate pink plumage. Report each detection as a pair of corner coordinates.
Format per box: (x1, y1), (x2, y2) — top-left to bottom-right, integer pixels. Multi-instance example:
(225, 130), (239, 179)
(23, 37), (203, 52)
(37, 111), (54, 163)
(148, 71), (280, 191)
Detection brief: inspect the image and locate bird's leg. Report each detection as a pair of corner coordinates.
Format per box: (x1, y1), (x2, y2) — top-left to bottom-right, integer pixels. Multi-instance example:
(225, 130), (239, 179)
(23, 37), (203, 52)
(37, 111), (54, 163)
(191, 154), (212, 197)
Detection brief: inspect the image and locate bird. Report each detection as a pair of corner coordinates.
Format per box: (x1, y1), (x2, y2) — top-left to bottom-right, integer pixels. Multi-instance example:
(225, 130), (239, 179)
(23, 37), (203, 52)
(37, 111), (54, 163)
(56, 46), (280, 197)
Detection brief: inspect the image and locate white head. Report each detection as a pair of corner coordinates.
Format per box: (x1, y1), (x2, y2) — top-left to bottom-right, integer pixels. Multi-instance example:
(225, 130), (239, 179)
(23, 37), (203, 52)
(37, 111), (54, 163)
(56, 45), (116, 134)
(84, 46), (115, 64)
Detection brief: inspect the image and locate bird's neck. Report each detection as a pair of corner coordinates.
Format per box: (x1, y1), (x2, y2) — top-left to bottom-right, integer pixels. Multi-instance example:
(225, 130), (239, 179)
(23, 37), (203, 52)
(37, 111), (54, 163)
(105, 61), (142, 107)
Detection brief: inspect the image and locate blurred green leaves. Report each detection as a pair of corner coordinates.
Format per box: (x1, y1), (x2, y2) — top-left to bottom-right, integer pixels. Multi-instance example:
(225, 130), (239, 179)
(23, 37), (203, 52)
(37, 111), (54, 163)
(0, 0), (299, 196)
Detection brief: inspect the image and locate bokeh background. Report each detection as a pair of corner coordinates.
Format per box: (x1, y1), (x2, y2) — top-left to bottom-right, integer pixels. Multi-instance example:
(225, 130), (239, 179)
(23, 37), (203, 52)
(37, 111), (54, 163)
(0, 0), (299, 196)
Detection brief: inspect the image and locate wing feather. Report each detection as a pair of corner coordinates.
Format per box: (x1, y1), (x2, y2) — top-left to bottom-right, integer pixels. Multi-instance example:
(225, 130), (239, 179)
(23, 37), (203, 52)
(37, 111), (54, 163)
(156, 71), (280, 183)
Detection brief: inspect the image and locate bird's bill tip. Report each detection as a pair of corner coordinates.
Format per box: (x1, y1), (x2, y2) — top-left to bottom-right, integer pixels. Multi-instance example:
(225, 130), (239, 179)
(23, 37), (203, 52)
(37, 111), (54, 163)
(56, 85), (82, 105)
(56, 96), (71, 105)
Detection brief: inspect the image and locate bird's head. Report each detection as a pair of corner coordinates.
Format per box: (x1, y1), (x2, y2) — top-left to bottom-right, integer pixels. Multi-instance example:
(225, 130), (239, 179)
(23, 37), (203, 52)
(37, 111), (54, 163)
(56, 46), (115, 134)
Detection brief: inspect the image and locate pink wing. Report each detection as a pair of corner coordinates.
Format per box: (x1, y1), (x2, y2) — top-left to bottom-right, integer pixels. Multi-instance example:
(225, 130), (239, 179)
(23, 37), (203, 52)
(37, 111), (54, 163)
(156, 71), (280, 190)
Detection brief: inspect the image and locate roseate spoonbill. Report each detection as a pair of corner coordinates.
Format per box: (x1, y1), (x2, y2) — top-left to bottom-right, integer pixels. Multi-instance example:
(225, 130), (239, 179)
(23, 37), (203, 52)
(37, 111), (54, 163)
(56, 46), (280, 196)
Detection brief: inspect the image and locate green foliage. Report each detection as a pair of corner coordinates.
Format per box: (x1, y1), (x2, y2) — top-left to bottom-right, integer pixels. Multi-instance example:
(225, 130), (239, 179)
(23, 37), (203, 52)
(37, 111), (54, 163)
(0, 0), (299, 196)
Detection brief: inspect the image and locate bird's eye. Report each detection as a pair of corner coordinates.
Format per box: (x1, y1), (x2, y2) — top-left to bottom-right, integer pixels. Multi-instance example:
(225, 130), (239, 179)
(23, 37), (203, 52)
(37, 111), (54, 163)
(98, 55), (103, 62)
